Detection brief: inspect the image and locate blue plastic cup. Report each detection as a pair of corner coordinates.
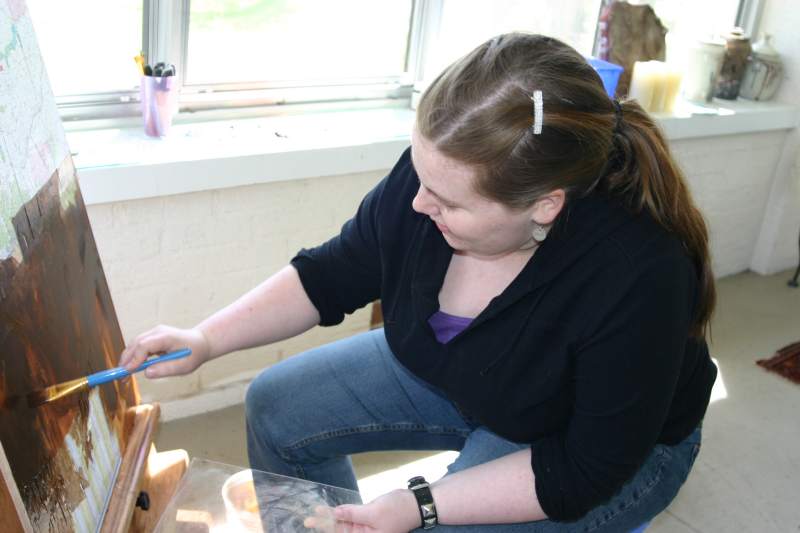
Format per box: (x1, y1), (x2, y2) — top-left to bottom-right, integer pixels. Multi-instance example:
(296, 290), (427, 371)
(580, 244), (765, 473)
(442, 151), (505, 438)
(587, 57), (624, 98)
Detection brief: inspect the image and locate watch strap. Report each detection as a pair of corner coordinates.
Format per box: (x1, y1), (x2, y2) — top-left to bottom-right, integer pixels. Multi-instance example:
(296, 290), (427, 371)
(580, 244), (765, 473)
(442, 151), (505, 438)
(408, 476), (437, 529)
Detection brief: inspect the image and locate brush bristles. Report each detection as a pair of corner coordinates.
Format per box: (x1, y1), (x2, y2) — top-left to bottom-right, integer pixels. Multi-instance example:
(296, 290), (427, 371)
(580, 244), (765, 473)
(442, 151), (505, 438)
(26, 377), (88, 407)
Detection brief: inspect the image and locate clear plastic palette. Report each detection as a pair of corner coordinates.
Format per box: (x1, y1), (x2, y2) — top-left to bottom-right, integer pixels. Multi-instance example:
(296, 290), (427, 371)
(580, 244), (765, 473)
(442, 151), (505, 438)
(154, 458), (361, 532)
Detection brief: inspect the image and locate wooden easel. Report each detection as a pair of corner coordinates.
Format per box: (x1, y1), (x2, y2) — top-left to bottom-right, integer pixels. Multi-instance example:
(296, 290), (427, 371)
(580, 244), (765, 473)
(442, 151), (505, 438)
(102, 403), (189, 533)
(0, 397), (189, 533)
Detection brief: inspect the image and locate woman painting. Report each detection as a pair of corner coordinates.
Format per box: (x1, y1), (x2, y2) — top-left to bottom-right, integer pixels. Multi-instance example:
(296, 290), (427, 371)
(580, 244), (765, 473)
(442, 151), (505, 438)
(121, 33), (717, 532)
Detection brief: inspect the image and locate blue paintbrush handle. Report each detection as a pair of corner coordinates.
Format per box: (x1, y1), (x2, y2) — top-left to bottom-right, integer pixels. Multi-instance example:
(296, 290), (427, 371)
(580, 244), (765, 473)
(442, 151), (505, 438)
(87, 348), (192, 387)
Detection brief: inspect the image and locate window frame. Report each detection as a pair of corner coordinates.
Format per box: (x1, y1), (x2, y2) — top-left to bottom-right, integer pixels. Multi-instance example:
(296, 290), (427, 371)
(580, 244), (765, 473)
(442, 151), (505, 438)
(735, 0), (765, 38)
(56, 0), (757, 123)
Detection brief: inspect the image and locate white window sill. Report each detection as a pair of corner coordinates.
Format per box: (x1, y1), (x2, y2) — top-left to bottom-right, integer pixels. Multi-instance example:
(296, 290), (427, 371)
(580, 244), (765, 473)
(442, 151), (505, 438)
(71, 99), (799, 206)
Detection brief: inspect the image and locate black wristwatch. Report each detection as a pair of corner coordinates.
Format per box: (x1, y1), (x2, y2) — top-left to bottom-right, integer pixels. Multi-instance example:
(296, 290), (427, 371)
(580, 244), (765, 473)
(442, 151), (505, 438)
(408, 476), (438, 529)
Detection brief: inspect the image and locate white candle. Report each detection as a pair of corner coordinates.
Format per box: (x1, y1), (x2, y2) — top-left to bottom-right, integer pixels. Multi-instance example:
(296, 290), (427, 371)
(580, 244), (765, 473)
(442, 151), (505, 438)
(629, 61), (683, 113)
(662, 66), (683, 113)
(629, 61), (659, 111)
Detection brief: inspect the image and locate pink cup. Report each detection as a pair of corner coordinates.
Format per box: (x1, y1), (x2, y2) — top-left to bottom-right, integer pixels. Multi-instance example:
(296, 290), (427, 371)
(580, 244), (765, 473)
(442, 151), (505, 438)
(140, 75), (177, 137)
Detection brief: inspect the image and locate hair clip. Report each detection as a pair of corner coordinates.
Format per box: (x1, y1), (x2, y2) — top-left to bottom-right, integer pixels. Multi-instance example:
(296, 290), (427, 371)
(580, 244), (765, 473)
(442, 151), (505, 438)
(532, 90), (543, 135)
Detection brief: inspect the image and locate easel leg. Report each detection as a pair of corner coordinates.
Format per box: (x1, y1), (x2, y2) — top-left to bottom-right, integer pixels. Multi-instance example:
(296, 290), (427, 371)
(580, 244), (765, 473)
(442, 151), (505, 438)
(130, 446), (189, 533)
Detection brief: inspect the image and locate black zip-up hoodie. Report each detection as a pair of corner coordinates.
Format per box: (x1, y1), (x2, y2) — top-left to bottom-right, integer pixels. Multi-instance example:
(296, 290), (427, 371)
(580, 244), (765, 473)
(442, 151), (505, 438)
(291, 147), (717, 521)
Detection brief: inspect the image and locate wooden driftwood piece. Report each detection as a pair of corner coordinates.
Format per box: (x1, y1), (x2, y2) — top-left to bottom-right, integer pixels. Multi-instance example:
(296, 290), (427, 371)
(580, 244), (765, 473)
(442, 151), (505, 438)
(606, 1), (667, 97)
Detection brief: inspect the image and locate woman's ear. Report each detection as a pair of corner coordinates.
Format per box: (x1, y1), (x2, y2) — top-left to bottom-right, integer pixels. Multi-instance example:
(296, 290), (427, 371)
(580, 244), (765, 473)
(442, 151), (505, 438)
(532, 189), (566, 226)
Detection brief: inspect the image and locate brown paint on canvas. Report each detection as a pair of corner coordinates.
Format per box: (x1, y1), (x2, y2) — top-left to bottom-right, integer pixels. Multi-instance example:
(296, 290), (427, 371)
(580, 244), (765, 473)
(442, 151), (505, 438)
(0, 164), (136, 530)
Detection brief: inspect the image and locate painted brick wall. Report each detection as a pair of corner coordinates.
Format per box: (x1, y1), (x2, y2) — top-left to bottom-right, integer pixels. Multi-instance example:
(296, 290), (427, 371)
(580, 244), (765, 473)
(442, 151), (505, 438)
(86, 170), (383, 405)
(84, 129), (791, 410)
(749, 0), (800, 275)
(671, 130), (787, 277)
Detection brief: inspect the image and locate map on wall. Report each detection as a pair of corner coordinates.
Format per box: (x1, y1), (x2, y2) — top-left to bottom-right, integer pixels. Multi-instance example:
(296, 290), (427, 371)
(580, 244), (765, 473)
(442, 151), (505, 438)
(0, 0), (68, 257)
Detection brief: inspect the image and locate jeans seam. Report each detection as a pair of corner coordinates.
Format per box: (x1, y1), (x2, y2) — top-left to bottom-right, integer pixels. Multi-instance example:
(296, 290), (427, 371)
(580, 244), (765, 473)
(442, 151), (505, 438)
(583, 446), (671, 532)
(282, 422), (472, 452)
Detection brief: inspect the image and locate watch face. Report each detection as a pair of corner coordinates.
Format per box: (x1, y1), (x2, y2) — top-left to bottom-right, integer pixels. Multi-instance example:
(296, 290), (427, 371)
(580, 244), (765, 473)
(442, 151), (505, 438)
(408, 476), (426, 486)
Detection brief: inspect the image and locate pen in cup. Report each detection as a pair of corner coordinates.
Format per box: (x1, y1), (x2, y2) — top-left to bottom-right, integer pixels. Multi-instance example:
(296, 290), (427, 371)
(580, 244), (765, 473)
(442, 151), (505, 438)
(134, 53), (145, 75)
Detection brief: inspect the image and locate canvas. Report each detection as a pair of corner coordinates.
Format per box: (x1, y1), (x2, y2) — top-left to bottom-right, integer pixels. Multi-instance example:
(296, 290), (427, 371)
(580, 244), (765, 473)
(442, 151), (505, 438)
(0, 2), (136, 531)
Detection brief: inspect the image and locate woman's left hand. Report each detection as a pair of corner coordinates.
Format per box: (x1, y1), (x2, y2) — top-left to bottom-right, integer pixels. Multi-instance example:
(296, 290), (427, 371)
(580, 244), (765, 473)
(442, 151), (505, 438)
(304, 489), (421, 533)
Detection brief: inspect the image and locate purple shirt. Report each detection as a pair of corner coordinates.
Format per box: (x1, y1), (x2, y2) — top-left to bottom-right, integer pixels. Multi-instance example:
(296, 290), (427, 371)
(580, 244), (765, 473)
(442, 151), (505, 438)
(428, 310), (473, 344)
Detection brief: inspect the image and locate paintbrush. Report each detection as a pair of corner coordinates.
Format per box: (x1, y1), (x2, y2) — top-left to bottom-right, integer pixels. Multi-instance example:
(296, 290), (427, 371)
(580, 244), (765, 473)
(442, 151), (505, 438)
(26, 348), (191, 407)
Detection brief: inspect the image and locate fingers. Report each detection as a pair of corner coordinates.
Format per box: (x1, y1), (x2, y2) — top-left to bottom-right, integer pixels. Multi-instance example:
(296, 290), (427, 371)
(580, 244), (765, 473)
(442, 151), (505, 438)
(118, 334), (142, 368)
(143, 349), (193, 378)
(333, 505), (363, 524)
(304, 505), (371, 533)
(119, 332), (154, 371)
(333, 505), (373, 531)
(119, 325), (161, 363)
(119, 325), (209, 379)
(304, 506), (339, 532)
(119, 326), (178, 373)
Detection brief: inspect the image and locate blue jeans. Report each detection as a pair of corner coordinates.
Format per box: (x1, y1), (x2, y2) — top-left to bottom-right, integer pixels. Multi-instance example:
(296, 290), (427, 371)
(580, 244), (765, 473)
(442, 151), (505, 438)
(246, 329), (702, 532)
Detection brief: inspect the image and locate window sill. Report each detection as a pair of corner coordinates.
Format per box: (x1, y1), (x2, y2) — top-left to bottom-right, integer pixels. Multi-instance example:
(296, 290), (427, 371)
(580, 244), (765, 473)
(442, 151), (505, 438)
(72, 99), (799, 206)
(654, 99), (798, 140)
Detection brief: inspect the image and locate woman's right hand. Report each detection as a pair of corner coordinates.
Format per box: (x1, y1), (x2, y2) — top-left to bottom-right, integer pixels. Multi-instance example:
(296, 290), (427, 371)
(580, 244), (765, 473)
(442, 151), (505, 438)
(119, 325), (212, 378)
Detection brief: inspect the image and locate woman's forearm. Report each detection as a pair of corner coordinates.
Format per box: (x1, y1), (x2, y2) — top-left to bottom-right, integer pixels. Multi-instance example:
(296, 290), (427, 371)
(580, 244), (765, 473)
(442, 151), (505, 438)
(432, 448), (546, 525)
(196, 265), (321, 361)
(332, 448), (546, 531)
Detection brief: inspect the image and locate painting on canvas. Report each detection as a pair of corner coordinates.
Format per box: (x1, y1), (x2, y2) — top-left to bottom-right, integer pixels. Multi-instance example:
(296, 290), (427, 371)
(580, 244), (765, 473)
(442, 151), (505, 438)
(0, 3), (136, 531)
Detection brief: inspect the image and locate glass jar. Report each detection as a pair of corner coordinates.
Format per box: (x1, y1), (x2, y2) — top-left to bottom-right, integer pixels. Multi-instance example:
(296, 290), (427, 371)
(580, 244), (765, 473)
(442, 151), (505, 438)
(739, 34), (783, 101)
(714, 28), (752, 100)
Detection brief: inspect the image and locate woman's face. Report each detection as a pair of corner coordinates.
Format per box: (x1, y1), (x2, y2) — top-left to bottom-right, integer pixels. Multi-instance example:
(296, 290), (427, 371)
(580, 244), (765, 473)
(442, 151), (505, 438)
(410, 128), (563, 259)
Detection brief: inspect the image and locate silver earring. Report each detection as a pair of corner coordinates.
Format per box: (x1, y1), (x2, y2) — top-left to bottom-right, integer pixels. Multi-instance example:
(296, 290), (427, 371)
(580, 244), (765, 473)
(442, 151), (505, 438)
(532, 223), (548, 243)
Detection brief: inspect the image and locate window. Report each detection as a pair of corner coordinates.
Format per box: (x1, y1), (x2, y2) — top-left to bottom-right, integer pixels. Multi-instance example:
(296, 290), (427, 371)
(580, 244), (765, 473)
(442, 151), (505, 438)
(27, 1), (143, 108)
(185, 0), (413, 86)
(634, 0), (744, 67)
(180, 0), (415, 110)
(25, 0), (757, 121)
(423, 0), (603, 81)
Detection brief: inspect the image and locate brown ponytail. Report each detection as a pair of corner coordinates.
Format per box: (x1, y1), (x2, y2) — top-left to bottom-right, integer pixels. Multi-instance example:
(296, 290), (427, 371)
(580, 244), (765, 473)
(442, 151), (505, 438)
(417, 32), (715, 338)
(606, 101), (715, 338)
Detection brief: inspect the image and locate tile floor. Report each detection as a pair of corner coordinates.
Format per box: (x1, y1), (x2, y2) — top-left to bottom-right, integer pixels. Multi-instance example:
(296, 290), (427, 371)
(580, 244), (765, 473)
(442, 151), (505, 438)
(155, 269), (800, 532)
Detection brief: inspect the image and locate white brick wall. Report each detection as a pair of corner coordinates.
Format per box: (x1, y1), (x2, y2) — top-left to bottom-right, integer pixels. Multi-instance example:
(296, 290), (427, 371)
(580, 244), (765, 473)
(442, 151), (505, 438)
(672, 130), (788, 277)
(87, 170), (382, 406)
(84, 128), (796, 414)
(749, 0), (800, 276)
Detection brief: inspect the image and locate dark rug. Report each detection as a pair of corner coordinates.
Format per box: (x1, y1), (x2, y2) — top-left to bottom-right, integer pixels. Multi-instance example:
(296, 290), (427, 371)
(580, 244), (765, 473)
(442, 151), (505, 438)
(757, 341), (800, 384)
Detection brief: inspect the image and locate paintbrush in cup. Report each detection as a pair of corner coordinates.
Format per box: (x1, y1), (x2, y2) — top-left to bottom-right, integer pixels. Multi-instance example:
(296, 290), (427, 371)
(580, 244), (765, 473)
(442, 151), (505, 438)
(26, 348), (191, 407)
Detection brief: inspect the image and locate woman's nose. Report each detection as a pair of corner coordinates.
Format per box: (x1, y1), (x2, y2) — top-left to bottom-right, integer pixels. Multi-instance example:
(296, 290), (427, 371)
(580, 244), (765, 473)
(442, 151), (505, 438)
(412, 186), (438, 215)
